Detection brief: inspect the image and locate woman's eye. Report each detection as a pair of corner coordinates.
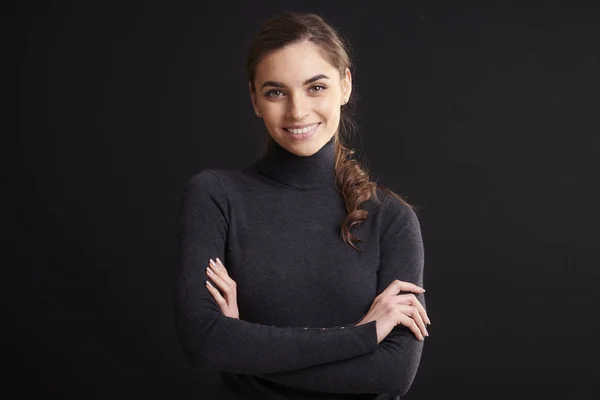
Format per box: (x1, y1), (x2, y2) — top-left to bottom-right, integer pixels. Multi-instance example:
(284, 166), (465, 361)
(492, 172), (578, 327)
(266, 90), (283, 98)
(265, 86), (325, 98)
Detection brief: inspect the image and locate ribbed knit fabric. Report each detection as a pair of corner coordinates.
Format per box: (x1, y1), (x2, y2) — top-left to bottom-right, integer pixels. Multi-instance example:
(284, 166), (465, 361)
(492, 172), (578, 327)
(175, 135), (426, 399)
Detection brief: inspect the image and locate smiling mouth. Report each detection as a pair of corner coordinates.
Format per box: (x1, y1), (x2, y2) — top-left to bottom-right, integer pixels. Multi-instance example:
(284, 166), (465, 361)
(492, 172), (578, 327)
(283, 123), (320, 134)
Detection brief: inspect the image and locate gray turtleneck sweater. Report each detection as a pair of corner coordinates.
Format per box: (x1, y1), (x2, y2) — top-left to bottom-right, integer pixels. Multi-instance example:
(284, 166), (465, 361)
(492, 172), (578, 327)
(174, 135), (426, 399)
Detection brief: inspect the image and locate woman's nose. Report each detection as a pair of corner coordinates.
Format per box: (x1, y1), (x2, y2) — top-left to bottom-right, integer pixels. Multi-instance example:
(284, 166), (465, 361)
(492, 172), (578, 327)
(285, 94), (309, 120)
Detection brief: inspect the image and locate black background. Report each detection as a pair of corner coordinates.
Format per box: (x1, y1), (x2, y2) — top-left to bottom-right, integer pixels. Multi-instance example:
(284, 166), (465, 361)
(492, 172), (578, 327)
(6, 1), (600, 399)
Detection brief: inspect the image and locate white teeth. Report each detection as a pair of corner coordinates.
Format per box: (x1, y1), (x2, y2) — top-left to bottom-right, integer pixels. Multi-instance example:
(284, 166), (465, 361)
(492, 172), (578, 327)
(285, 123), (318, 134)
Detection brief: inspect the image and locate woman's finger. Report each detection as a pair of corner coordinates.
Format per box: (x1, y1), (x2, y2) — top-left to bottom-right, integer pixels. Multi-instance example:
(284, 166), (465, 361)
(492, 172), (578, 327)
(210, 259), (236, 288)
(397, 313), (424, 341)
(207, 261), (236, 294)
(380, 279), (425, 298)
(210, 258), (223, 272)
(412, 296), (431, 325)
(206, 265), (229, 292)
(398, 281), (425, 294)
(206, 280), (227, 307)
(206, 264), (239, 320)
(210, 259), (238, 305)
(403, 304), (428, 338)
(398, 293), (431, 325)
(215, 258), (226, 270)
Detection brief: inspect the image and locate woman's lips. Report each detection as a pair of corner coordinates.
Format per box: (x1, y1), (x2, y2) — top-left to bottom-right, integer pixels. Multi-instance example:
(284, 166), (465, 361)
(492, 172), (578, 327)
(283, 123), (320, 140)
(284, 122), (320, 130)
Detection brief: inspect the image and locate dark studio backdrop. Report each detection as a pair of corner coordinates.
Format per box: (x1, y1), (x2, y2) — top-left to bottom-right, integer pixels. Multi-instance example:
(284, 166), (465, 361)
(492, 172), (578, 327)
(6, 1), (600, 399)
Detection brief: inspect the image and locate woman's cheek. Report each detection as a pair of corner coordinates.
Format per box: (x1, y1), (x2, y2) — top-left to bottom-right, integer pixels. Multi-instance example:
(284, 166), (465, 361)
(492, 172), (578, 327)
(315, 96), (336, 115)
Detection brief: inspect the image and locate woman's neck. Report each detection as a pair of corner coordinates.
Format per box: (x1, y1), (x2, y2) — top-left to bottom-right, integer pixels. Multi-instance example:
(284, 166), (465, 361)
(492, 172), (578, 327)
(253, 135), (336, 189)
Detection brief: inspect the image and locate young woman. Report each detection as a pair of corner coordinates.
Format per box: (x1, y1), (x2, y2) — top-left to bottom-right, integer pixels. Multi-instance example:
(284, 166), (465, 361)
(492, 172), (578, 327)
(175, 12), (430, 399)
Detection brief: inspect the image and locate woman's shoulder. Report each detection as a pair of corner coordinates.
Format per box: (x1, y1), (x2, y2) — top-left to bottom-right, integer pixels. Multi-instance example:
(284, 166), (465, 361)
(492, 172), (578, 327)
(181, 169), (231, 201)
(185, 168), (244, 190)
(183, 168), (256, 207)
(373, 185), (420, 236)
(373, 185), (415, 215)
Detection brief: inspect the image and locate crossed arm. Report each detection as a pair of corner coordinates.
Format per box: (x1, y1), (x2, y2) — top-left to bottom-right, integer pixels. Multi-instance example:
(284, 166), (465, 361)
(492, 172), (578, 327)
(175, 171), (426, 395)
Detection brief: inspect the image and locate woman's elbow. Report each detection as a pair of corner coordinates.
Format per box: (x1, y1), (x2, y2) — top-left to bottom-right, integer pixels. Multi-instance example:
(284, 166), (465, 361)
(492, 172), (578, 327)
(174, 316), (219, 372)
(391, 356), (421, 396)
(379, 368), (418, 397)
(392, 379), (414, 398)
(379, 345), (422, 395)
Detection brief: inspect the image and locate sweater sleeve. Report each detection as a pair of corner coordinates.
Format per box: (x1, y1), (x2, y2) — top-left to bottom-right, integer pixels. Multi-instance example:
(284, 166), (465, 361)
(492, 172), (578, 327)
(173, 170), (378, 375)
(255, 199), (426, 395)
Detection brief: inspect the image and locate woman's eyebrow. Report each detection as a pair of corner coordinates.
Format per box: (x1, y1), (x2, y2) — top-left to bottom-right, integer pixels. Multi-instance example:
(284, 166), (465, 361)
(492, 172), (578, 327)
(260, 74), (330, 90)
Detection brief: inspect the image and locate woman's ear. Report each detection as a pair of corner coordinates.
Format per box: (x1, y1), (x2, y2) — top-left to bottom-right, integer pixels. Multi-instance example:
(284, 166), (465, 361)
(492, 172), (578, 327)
(342, 68), (352, 104)
(249, 82), (258, 110)
(249, 82), (261, 117)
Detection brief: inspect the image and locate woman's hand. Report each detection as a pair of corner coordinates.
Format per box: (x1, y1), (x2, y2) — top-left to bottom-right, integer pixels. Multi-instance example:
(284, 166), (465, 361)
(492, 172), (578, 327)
(356, 280), (430, 344)
(205, 258), (239, 319)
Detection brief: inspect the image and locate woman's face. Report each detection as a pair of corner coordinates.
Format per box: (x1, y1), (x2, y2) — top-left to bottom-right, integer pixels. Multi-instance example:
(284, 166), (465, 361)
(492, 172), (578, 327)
(250, 40), (352, 157)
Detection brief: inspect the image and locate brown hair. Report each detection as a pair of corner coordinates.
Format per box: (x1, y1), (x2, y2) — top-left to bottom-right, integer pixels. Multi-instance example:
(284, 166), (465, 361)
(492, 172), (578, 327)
(247, 12), (413, 252)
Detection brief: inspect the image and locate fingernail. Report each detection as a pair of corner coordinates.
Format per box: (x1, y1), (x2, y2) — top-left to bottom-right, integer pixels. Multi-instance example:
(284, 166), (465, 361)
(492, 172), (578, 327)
(209, 259), (217, 268)
(206, 266), (214, 275)
(216, 257), (224, 268)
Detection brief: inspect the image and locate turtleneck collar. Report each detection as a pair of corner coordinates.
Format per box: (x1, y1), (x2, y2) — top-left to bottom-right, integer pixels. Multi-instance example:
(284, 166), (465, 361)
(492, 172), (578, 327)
(253, 135), (336, 189)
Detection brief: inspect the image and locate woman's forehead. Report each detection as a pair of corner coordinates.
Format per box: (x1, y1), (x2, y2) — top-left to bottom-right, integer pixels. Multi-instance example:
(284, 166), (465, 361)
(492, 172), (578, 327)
(255, 42), (339, 86)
